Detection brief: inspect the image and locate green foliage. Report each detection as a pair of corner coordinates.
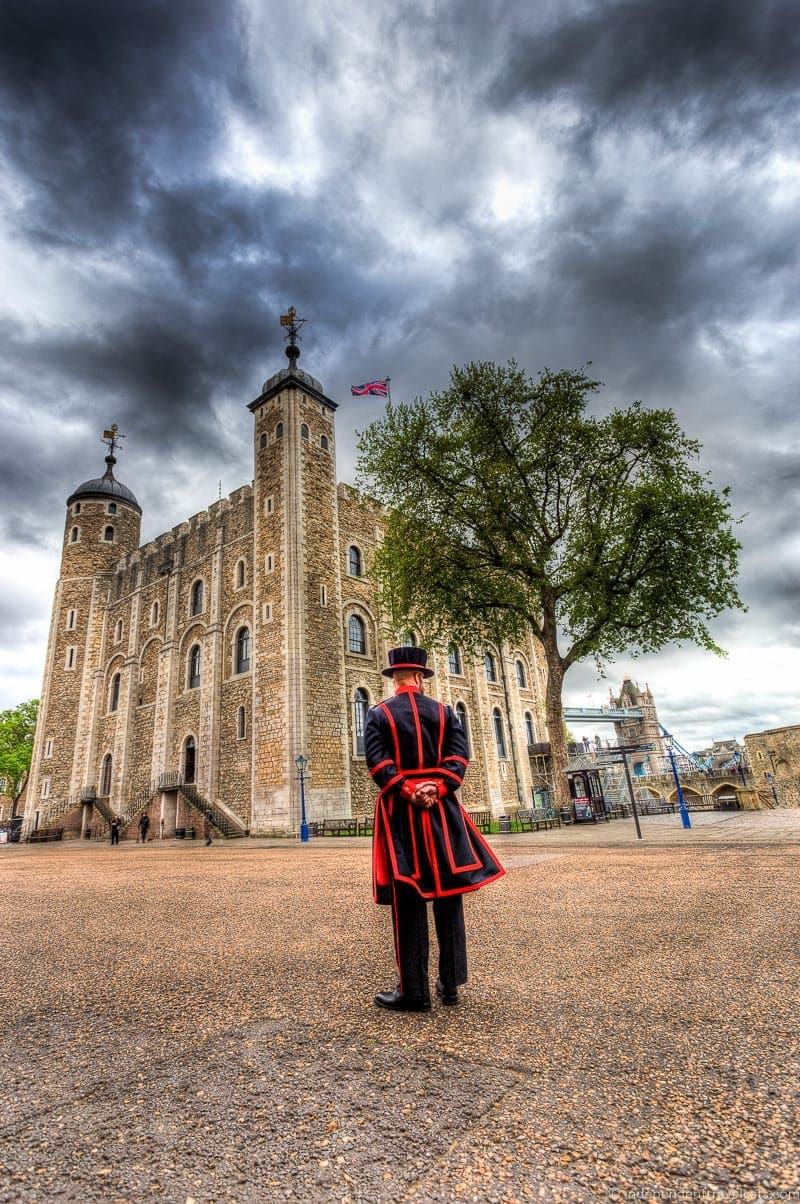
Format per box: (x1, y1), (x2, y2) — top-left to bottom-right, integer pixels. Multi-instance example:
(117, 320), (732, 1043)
(356, 361), (744, 671)
(0, 698), (39, 798)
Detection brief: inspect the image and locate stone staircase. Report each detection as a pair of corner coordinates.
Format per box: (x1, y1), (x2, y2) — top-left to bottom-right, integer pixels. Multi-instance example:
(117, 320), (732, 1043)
(121, 772), (248, 839)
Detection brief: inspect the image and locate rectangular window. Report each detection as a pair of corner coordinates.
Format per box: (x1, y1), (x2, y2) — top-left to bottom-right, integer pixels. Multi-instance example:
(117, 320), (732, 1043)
(65, 646), (77, 669)
(66, 609), (77, 630)
(320, 585), (327, 607)
(44, 738), (53, 757)
(264, 496), (274, 515)
(265, 553), (274, 573)
(40, 777), (51, 799)
(262, 603), (273, 623)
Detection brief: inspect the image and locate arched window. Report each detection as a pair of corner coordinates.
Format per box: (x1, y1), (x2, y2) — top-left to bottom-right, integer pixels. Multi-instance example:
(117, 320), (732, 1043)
(104, 525), (114, 542)
(259, 432), (267, 449)
(114, 620), (123, 643)
(493, 708), (507, 759)
(447, 645), (462, 675)
(100, 753), (113, 797)
(183, 735), (196, 784)
(109, 673), (120, 713)
(321, 435), (329, 451)
(300, 423), (309, 440)
(275, 422), (283, 439)
(73, 503), (81, 515)
(516, 659), (527, 689)
(348, 545), (362, 577)
(524, 712), (536, 749)
(70, 526), (79, 542)
(455, 702), (471, 756)
(191, 579), (204, 615)
(236, 559), (246, 589)
(237, 706), (246, 740)
(107, 502), (117, 515)
(348, 615), (366, 655)
(188, 644), (201, 689)
(150, 601), (159, 626)
(354, 688), (369, 756)
(235, 626), (251, 674)
(485, 651), (497, 683)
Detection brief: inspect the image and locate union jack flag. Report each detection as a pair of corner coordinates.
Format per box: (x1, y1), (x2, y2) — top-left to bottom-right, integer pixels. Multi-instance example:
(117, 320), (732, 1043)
(351, 379), (389, 397)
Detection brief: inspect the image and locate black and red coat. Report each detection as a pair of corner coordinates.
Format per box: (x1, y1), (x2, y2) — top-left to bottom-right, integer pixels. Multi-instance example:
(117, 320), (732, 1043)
(365, 684), (505, 904)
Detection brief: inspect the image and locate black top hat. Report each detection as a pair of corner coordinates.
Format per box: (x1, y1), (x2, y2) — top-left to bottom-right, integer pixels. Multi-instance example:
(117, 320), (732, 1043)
(382, 646), (434, 678)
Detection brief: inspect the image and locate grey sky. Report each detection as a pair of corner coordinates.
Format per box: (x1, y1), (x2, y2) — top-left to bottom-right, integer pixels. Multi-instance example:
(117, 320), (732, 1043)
(1, 0), (798, 748)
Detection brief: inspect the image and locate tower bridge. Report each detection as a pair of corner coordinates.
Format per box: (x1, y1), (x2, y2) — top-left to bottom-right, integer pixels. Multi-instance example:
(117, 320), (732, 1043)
(563, 706), (645, 722)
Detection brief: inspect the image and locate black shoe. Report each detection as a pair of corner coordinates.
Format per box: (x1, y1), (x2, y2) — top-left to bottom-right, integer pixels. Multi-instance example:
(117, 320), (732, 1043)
(435, 979), (460, 1006)
(374, 989), (431, 1012)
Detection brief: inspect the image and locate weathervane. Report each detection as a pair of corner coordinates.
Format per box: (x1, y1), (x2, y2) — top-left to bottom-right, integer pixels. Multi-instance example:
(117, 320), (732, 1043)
(279, 306), (306, 364)
(101, 423), (125, 458)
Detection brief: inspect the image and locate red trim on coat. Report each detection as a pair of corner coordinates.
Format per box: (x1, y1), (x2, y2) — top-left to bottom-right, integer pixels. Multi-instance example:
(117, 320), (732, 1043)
(437, 702), (445, 765)
(421, 808), (443, 894)
(443, 755), (469, 767)
(369, 758), (393, 777)
(436, 796), (482, 873)
(390, 875), (404, 991)
(379, 802), (506, 899)
(408, 690), (425, 769)
(379, 703), (403, 769)
(380, 772), (405, 797)
(409, 810), (421, 879)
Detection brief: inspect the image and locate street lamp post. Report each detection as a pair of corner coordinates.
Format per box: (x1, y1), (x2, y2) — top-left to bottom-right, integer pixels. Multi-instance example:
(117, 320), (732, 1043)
(619, 751), (643, 841)
(765, 771), (779, 809)
(295, 753), (310, 843)
(664, 733), (692, 830)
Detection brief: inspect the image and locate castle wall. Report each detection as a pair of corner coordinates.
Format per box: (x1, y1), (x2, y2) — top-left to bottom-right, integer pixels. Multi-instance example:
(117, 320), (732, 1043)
(28, 365), (551, 836)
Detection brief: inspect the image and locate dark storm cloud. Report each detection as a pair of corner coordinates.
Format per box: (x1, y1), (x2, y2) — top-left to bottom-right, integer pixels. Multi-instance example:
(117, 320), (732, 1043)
(0, 0), (798, 731)
(0, 0), (255, 247)
(492, 0), (800, 150)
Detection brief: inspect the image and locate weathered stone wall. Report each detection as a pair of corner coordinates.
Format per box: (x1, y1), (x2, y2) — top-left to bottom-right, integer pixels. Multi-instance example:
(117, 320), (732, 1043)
(301, 396), (350, 818)
(24, 492), (141, 831)
(744, 724), (800, 807)
(252, 391), (289, 832)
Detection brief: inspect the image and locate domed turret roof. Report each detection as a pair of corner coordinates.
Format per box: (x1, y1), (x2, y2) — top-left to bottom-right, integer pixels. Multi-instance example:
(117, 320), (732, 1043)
(67, 454), (141, 513)
(262, 365), (324, 395)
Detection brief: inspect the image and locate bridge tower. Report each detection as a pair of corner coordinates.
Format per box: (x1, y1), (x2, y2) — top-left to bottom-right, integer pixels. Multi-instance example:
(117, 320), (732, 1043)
(609, 679), (665, 775)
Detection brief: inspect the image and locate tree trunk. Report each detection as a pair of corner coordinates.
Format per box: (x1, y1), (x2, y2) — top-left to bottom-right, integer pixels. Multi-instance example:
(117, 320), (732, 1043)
(542, 643), (571, 816)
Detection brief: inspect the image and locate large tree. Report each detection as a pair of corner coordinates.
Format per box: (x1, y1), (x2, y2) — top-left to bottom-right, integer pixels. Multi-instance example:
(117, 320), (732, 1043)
(0, 698), (39, 806)
(356, 362), (744, 813)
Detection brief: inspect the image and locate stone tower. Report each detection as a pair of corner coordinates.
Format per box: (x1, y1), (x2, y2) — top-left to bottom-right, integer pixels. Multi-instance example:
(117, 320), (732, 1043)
(248, 312), (351, 832)
(25, 434), (141, 826)
(610, 679), (665, 774)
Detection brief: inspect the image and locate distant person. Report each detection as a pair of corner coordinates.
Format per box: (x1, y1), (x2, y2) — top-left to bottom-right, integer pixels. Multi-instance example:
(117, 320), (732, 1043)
(365, 646), (505, 1012)
(203, 811), (213, 846)
(109, 816), (121, 846)
(138, 811), (150, 844)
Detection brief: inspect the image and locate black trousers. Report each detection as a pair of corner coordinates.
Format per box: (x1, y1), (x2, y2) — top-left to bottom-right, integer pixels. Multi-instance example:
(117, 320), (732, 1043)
(390, 880), (468, 1002)
(110, 830), (119, 845)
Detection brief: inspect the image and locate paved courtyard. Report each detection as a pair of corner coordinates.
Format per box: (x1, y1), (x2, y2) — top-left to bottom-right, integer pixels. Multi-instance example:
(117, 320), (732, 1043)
(2, 810), (799, 1203)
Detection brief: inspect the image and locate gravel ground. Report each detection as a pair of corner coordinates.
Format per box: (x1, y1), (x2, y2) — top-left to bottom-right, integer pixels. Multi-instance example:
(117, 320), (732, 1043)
(1, 815), (799, 1203)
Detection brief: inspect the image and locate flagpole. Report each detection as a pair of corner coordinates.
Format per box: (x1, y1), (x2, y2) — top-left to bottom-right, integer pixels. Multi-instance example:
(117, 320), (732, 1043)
(385, 377), (391, 404)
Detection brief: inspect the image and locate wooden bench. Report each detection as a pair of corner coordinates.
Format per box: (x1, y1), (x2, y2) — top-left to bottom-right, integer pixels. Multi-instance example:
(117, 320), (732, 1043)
(28, 827), (64, 843)
(514, 808), (555, 832)
(467, 809), (492, 834)
(320, 818), (359, 837)
(606, 807), (625, 820)
(358, 816), (374, 837)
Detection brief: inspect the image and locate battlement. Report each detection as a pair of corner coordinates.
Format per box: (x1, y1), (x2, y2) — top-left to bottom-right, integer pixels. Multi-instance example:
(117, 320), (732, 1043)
(103, 482), (253, 590)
